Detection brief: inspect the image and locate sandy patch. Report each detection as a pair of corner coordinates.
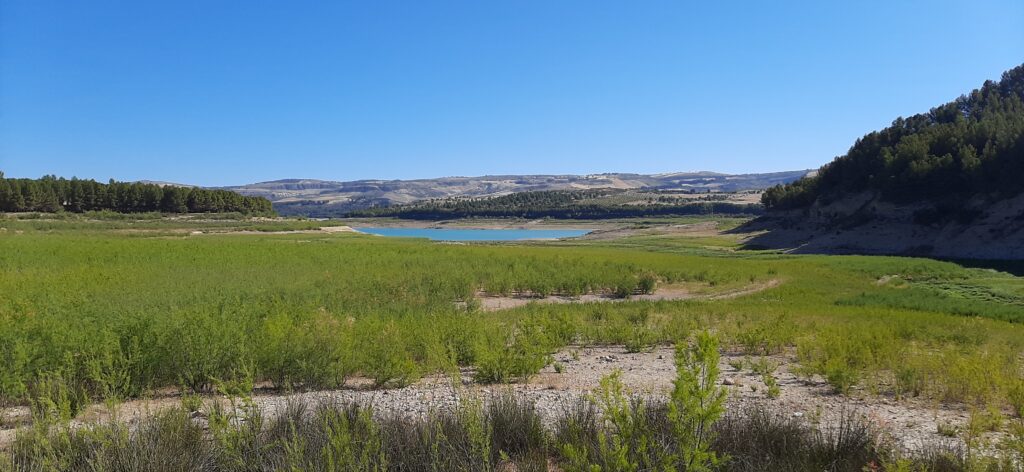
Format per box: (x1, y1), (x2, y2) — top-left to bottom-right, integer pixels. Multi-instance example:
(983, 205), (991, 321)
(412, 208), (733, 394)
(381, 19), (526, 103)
(319, 225), (356, 233)
(188, 225), (356, 236)
(471, 279), (781, 312)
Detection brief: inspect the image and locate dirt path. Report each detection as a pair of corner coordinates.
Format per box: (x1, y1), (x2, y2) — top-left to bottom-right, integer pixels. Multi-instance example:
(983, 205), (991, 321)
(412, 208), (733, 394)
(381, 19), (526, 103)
(473, 279), (781, 311)
(0, 344), (990, 454)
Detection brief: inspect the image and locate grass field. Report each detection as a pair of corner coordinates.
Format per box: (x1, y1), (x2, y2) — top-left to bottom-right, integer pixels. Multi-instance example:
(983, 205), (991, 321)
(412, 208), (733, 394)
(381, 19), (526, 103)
(3, 215), (1022, 405)
(3, 214), (1024, 469)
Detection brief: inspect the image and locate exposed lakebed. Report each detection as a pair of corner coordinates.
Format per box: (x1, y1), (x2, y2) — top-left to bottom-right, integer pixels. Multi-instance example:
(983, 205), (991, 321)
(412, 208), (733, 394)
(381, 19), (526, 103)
(355, 227), (591, 241)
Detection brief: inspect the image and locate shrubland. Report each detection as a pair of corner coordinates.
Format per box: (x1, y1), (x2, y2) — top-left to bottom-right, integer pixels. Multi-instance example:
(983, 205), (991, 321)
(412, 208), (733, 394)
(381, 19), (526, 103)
(8, 335), (1021, 471)
(2, 216), (1024, 466)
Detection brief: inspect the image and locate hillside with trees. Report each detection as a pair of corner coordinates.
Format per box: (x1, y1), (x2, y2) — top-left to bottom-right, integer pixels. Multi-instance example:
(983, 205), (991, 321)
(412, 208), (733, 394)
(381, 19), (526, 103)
(763, 64), (1024, 212)
(0, 173), (274, 215)
(748, 64), (1024, 259)
(348, 188), (762, 220)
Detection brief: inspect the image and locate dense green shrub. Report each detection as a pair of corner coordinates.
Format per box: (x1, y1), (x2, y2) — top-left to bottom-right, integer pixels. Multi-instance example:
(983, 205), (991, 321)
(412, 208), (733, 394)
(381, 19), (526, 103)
(256, 310), (355, 390)
(474, 322), (553, 384)
(358, 321), (420, 388)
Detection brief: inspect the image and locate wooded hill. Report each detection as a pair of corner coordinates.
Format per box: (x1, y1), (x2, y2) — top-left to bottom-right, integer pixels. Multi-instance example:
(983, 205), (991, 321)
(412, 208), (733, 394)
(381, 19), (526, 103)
(348, 188), (762, 220)
(763, 64), (1024, 215)
(0, 173), (275, 215)
(746, 64), (1024, 259)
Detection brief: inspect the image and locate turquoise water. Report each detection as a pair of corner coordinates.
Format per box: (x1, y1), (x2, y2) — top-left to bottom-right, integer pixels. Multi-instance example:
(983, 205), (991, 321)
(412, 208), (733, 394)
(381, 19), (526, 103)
(355, 227), (591, 241)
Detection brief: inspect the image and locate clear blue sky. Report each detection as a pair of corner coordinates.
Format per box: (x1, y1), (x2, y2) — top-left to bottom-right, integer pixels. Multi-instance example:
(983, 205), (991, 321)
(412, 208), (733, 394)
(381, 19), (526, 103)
(2, 1), (1022, 186)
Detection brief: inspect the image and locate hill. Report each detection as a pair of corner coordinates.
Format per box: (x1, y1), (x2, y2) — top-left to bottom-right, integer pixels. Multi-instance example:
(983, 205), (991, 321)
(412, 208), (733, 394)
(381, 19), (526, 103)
(226, 171), (808, 217)
(348, 188), (764, 220)
(746, 64), (1024, 259)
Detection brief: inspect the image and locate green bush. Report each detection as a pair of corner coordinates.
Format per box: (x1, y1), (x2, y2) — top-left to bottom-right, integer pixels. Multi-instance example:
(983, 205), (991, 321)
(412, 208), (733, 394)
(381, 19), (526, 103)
(359, 321), (420, 388)
(256, 310), (355, 390)
(669, 331), (727, 471)
(733, 314), (795, 355)
(637, 271), (658, 294)
(894, 364), (926, 399)
(474, 325), (551, 384)
(162, 310), (253, 393)
(624, 326), (656, 353)
(1009, 380), (1024, 418)
(763, 373), (781, 399)
(824, 358), (860, 395)
(29, 371), (89, 423)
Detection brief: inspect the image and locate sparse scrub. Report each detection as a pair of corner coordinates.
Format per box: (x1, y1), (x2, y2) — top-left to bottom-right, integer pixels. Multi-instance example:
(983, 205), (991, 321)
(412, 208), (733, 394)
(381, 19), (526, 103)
(1009, 379), (1024, 418)
(763, 373), (781, 399)
(749, 357), (778, 377)
(7, 393), (989, 471)
(556, 334), (729, 471)
(937, 422), (959, 438)
(893, 363), (927, 399)
(734, 314), (796, 355)
(624, 325), (656, 353)
(713, 407), (889, 472)
(824, 358), (861, 395)
(1, 217), (1023, 448)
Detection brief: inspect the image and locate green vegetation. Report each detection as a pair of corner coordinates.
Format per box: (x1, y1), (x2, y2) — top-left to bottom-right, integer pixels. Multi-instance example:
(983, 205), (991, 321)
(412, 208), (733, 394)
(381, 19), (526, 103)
(763, 64), (1024, 215)
(0, 173), (274, 215)
(349, 188), (762, 220)
(13, 338), (1005, 472)
(2, 216), (1024, 411)
(3, 214), (1024, 469)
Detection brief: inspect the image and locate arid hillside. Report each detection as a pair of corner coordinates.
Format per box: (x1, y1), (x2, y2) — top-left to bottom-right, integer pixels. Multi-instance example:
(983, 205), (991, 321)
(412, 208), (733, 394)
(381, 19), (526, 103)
(224, 170), (808, 216)
(741, 190), (1024, 259)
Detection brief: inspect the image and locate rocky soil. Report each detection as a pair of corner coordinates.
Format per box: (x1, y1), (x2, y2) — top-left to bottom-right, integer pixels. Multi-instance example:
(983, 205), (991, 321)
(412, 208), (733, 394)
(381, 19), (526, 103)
(741, 191), (1024, 260)
(471, 280), (780, 311)
(2, 345), (999, 454)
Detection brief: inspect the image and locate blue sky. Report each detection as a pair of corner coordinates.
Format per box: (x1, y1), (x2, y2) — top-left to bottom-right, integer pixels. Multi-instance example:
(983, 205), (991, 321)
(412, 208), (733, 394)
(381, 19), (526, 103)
(1, 1), (1022, 186)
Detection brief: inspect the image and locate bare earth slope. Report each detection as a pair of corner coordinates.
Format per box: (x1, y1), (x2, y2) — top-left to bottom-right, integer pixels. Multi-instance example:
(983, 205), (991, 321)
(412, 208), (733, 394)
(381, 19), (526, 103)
(739, 191), (1024, 260)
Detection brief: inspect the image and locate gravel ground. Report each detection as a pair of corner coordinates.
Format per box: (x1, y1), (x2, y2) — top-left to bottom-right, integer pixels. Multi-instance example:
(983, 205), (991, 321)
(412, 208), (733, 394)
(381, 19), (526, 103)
(472, 279), (780, 311)
(0, 345), (1001, 454)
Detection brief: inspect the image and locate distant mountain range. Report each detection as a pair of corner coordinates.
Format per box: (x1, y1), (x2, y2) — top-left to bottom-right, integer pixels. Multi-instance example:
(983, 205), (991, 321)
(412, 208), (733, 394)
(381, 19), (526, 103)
(221, 171), (811, 216)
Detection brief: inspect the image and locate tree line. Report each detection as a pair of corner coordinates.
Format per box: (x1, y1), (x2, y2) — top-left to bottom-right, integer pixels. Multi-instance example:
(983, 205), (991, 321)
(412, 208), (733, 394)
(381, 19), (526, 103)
(0, 173), (275, 215)
(763, 63), (1024, 211)
(349, 189), (762, 219)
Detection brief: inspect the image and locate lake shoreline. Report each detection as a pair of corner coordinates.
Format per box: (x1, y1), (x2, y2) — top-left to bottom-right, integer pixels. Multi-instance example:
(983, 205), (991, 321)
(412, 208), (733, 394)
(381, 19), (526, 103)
(354, 226), (593, 241)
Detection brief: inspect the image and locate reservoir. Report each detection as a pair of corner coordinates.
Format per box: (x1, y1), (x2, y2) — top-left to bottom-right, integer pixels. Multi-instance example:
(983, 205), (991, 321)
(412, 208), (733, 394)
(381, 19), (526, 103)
(355, 227), (591, 241)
